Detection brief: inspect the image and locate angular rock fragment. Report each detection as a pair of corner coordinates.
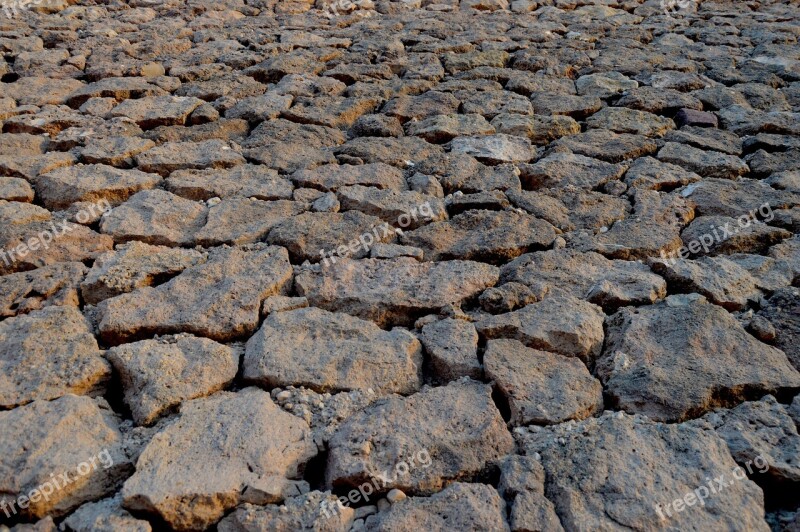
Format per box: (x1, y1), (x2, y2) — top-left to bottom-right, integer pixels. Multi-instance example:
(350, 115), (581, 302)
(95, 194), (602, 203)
(290, 163), (407, 192)
(623, 156), (701, 191)
(681, 177), (800, 218)
(406, 114), (495, 143)
(664, 126), (743, 156)
(519, 152), (626, 191)
(136, 139), (245, 176)
(107, 96), (204, 129)
(61, 495), (152, 532)
(244, 307), (422, 395)
(336, 185), (447, 229)
(598, 295), (800, 421)
(33, 164), (161, 210)
(0, 262), (86, 317)
(107, 335), (239, 426)
(196, 198), (304, 246)
(0, 306), (110, 409)
(491, 113), (580, 145)
(680, 215), (791, 256)
(485, 339), (603, 426)
(586, 107), (675, 137)
(553, 129), (658, 163)
(756, 287), (800, 371)
(165, 165), (294, 201)
(296, 258), (498, 327)
(658, 142), (749, 179)
(326, 380), (513, 493)
(217, 493), (355, 532)
(508, 188), (629, 233)
(497, 455), (563, 532)
(122, 388), (317, 531)
(419, 318), (481, 382)
(0, 176), (35, 202)
(530, 93), (602, 119)
(450, 134), (533, 164)
(97, 245), (292, 344)
(334, 137), (443, 168)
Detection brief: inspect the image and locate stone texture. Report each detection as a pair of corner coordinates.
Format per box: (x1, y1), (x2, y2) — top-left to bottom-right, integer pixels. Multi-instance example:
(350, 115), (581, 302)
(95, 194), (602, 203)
(217, 493), (355, 532)
(33, 164), (161, 210)
(419, 318), (481, 382)
(165, 165), (294, 201)
(0, 262), (86, 317)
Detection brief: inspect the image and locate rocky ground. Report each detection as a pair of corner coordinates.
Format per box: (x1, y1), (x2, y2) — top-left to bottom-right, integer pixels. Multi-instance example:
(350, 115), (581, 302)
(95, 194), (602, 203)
(0, 0), (799, 530)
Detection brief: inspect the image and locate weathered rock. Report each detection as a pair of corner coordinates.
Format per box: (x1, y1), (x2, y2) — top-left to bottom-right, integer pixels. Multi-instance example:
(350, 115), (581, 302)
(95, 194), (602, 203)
(476, 295), (605, 362)
(79, 136), (156, 168)
(334, 137), (443, 168)
(217, 493), (355, 532)
(61, 495), (152, 532)
(664, 126), (743, 156)
(383, 91), (460, 122)
(681, 177), (800, 218)
(491, 113), (581, 145)
(0, 306), (110, 409)
(0, 176), (35, 202)
(135, 139), (245, 176)
(296, 258), (498, 327)
(553, 129), (658, 163)
(497, 455), (563, 532)
(166, 165), (294, 201)
(121, 388), (317, 531)
(419, 318), (481, 382)
(598, 295), (800, 422)
(108, 96), (204, 129)
(400, 209), (555, 263)
(623, 156), (701, 191)
(244, 306), (422, 394)
(33, 164), (161, 210)
(291, 163), (407, 192)
(326, 379), (513, 494)
(450, 134), (533, 164)
(226, 92), (294, 125)
(576, 72), (638, 99)
(81, 242), (205, 305)
(365, 483), (508, 531)
(406, 114), (494, 143)
(756, 287), (800, 371)
(97, 245), (292, 344)
(519, 152), (626, 191)
(0, 395), (130, 519)
(336, 186), (447, 229)
(485, 339), (603, 426)
(508, 188), (629, 232)
(530, 92), (602, 119)
(680, 215), (791, 256)
(0, 262), (86, 317)
(196, 198), (304, 246)
(107, 335), (239, 426)
(658, 142), (749, 179)
(519, 412), (770, 531)
(586, 107), (674, 137)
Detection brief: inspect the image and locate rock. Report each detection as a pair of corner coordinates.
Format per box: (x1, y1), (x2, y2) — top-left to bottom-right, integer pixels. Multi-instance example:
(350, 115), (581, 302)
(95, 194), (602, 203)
(664, 126), (742, 156)
(334, 137), (443, 168)
(121, 388), (317, 531)
(499, 249), (666, 311)
(107, 335), (239, 426)
(0, 176), (35, 202)
(598, 295), (800, 422)
(419, 318), (481, 382)
(336, 186), (447, 229)
(497, 456), (562, 532)
(698, 396), (800, 484)
(296, 258), (498, 327)
(530, 93), (602, 119)
(0, 306), (110, 409)
(326, 379), (513, 493)
(351, 114), (404, 137)
(658, 142), (749, 179)
(79, 136), (156, 168)
(462, 90), (532, 119)
(365, 483), (508, 531)
(408, 173), (444, 198)
(479, 281), (544, 314)
(476, 295), (604, 363)
(135, 139), (245, 176)
(217, 493), (355, 532)
(33, 164), (161, 210)
(674, 108), (719, 128)
(107, 96), (204, 129)
(552, 129), (658, 163)
(166, 165), (294, 201)
(623, 156), (701, 191)
(485, 339), (603, 426)
(520, 412), (770, 531)
(0, 262), (86, 317)
(450, 134), (533, 165)
(291, 163), (407, 192)
(196, 198), (304, 246)
(586, 107), (675, 137)
(491, 113), (580, 146)
(446, 190), (510, 215)
(576, 72), (638, 99)
(0, 395), (130, 519)
(226, 92), (294, 125)
(97, 245), (292, 345)
(680, 215), (791, 256)
(756, 287), (800, 371)
(519, 152), (626, 191)
(100, 190), (207, 247)
(406, 114), (494, 143)
(81, 241), (205, 305)
(267, 210), (392, 263)
(383, 91), (460, 123)
(61, 495), (152, 532)
(616, 87), (704, 115)
(65, 77), (168, 107)
(508, 188), (629, 232)
(243, 307), (423, 395)
(370, 243), (424, 260)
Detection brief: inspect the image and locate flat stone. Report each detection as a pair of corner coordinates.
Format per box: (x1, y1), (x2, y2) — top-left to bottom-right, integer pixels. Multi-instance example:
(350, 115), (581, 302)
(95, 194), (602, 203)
(196, 198), (304, 246)
(33, 164), (162, 210)
(485, 338), (603, 426)
(79, 136), (157, 168)
(598, 295), (800, 422)
(243, 307), (422, 395)
(664, 126), (742, 155)
(225, 92), (294, 124)
(100, 190), (207, 247)
(756, 287), (800, 371)
(586, 107), (675, 137)
(107, 96), (204, 129)
(97, 245), (292, 345)
(296, 258), (498, 327)
(419, 318), (481, 382)
(107, 334), (239, 426)
(282, 95), (379, 129)
(519, 152), (626, 191)
(0, 306), (110, 409)
(291, 163), (407, 192)
(681, 177), (800, 218)
(121, 388), (317, 531)
(680, 215), (791, 256)
(615, 87), (703, 114)
(0, 262), (86, 318)
(519, 412), (770, 531)
(400, 209), (556, 263)
(0, 176), (35, 202)
(334, 137), (443, 168)
(491, 113), (581, 145)
(475, 295), (605, 363)
(576, 72), (638, 99)
(508, 188), (629, 232)
(553, 129), (658, 163)
(450, 134), (534, 164)
(135, 139), (246, 176)
(0, 395), (130, 519)
(406, 114), (494, 143)
(623, 156), (701, 191)
(499, 249), (666, 311)
(461, 90), (533, 119)
(658, 142), (749, 179)
(326, 379), (513, 494)
(413, 152), (521, 194)
(61, 494), (152, 532)
(336, 185), (447, 229)
(165, 164), (294, 201)
(674, 108), (719, 128)
(65, 77), (168, 107)
(530, 92), (602, 119)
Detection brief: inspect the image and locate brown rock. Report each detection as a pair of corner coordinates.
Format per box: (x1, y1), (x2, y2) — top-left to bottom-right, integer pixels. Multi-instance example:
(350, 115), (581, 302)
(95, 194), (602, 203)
(166, 165), (294, 201)
(217, 493), (355, 532)
(419, 318), (481, 382)
(135, 139), (245, 176)
(0, 262), (86, 317)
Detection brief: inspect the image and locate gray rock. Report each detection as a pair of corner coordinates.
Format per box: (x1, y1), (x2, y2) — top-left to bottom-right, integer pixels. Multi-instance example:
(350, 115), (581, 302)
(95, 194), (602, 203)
(450, 134), (534, 165)
(658, 142), (749, 179)
(166, 165), (294, 201)
(519, 152), (626, 191)
(217, 493), (355, 532)
(419, 318), (481, 382)
(291, 163), (408, 192)
(61, 495), (152, 532)
(0, 262), (86, 317)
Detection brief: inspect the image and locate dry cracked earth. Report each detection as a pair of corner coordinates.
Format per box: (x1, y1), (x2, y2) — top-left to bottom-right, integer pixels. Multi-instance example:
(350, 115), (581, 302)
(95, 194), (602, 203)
(1, 0), (800, 530)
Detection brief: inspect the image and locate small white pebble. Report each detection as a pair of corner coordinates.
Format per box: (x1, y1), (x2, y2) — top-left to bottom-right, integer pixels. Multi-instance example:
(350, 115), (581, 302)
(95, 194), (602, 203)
(387, 489), (406, 503)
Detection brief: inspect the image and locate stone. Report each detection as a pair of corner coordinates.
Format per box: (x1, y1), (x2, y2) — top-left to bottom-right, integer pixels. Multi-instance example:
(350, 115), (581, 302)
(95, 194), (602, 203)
(370, 243), (424, 260)
(508, 188), (630, 232)
(225, 92), (294, 124)
(365, 483), (508, 531)
(165, 165), (294, 201)
(680, 215), (791, 256)
(336, 186), (447, 229)
(60, 495), (152, 532)
(400, 209), (556, 263)
(350, 114), (404, 137)
(497, 456), (562, 532)
(0, 306), (110, 409)
(479, 282), (543, 314)
(79, 136), (156, 168)
(484, 339), (603, 426)
(334, 137), (443, 168)
(107, 96), (204, 129)
(0, 395), (130, 519)
(65, 77), (168, 107)
(107, 335), (239, 426)
(462, 90), (532, 119)
(519, 152), (626, 191)
(756, 287), (800, 371)
(406, 114), (494, 143)
(100, 190), (207, 247)
(244, 307), (422, 395)
(658, 142), (748, 179)
(291, 163), (407, 192)
(491, 113), (581, 145)
(0, 262), (86, 317)
(553, 129), (658, 163)
(586, 107), (675, 137)
(97, 245), (292, 345)
(0, 176), (35, 202)
(530, 92), (602, 119)
(576, 72), (638, 99)
(665, 126), (742, 156)
(135, 139), (245, 176)
(196, 198), (304, 247)
(674, 108), (719, 128)
(598, 295), (800, 422)
(450, 134), (534, 165)
(622, 156), (701, 191)
(520, 412), (770, 531)
(217, 493), (355, 532)
(33, 164), (161, 210)
(326, 379), (513, 494)
(419, 318), (481, 382)
(681, 178), (800, 218)
(475, 295), (605, 363)
(81, 242), (204, 305)
(121, 388), (317, 531)
(296, 258), (498, 327)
